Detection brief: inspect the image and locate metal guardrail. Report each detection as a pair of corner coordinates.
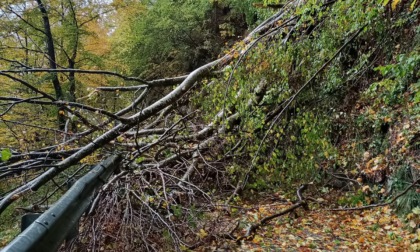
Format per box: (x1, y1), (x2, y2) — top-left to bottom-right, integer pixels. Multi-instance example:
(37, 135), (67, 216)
(2, 154), (122, 252)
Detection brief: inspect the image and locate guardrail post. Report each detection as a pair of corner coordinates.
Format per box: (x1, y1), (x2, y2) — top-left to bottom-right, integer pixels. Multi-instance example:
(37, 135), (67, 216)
(21, 213), (41, 232)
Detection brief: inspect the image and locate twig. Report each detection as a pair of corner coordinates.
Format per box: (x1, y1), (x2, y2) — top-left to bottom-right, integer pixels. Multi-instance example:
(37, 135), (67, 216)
(0, 68), (148, 84)
(328, 172), (361, 186)
(0, 97), (127, 122)
(238, 184), (308, 240)
(329, 178), (419, 211)
(88, 170), (128, 215)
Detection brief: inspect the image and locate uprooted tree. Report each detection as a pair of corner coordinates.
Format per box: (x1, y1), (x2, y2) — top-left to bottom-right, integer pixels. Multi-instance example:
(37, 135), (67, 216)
(0, 0), (419, 250)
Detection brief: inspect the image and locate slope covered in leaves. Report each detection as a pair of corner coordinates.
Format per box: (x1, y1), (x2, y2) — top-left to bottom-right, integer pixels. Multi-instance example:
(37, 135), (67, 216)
(204, 198), (417, 251)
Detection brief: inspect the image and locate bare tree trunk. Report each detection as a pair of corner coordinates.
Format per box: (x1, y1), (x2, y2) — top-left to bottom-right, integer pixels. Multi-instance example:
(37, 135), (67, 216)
(67, 0), (78, 104)
(36, 0), (65, 130)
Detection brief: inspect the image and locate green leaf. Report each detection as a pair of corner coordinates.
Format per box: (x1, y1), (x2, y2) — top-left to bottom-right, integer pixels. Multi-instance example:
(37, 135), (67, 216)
(412, 207), (420, 215)
(382, 0), (391, 6)
(1, 149), (12, 162)
(171, 205), (182, 218)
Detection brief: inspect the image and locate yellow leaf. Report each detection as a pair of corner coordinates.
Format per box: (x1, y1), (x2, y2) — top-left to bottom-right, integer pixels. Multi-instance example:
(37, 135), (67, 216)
(198, 229), (207, 239)
(382, 0), (391, 6)
(379, 216), (390, 225)
(391, 0), (401, 10)
(252, 235), (263, 244)
(407, 213), (415, 220)
(410, 0), (417, 11)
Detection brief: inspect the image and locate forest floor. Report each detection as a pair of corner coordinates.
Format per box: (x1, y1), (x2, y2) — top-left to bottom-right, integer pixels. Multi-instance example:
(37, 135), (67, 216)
(1, 186), (419, 251)
(199, 190), (419, 252)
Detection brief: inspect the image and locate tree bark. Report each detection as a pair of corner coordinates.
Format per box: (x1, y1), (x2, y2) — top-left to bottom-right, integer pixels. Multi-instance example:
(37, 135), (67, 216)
(36, 0), (65, 129)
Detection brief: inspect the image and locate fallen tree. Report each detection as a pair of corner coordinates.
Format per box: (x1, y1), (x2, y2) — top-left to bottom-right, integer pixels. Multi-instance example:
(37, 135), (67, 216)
(0, 0), (301, 214)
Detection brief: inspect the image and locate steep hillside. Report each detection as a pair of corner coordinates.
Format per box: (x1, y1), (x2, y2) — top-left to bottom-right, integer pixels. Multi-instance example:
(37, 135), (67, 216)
(0, 0), (418, 251)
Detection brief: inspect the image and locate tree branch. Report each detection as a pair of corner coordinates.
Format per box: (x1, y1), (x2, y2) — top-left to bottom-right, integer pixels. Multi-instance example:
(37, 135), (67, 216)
(0, 55), (230, 215)
(239, 184), (309, 240)
(329, 178), (419, 211)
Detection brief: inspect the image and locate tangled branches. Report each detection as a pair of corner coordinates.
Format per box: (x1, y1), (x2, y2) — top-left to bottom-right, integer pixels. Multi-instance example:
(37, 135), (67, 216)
(0, 0), (382, 250)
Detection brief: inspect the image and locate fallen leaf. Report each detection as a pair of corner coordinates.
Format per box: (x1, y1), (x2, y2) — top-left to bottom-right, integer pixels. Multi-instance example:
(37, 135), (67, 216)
(252, 235), (263, 244)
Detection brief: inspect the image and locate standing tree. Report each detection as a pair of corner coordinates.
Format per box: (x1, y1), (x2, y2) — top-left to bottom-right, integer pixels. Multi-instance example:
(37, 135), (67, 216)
(0, 0), (113, 130)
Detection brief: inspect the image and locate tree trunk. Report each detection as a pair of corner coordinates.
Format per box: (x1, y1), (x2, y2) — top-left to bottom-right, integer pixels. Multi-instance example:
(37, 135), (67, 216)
(36, 0), (65, 130)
